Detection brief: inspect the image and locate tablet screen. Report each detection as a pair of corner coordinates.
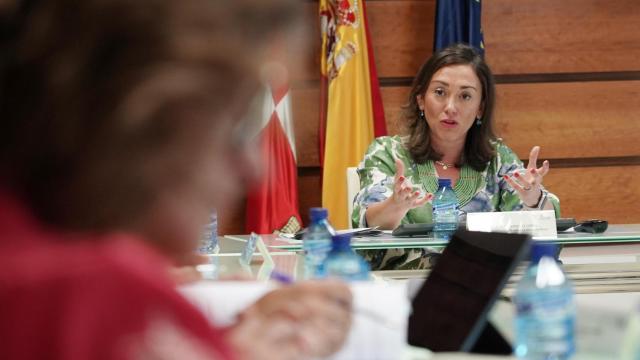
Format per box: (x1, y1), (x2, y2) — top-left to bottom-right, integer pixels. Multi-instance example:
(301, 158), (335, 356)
(408, 229), (531, 352)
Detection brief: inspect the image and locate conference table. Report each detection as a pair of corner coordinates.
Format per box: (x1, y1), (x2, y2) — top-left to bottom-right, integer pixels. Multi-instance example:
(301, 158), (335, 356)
(193, 225), (640, 359)
(219, 224), (640, 285)
(225, 223), (640, 252)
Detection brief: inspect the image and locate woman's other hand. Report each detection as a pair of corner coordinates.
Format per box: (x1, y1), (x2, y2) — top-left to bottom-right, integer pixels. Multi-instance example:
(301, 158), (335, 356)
(390, 159), (433, 211)
(504, 146), (550, 208)
(365, 159), (432, 229)
(230, 280), (353, 359)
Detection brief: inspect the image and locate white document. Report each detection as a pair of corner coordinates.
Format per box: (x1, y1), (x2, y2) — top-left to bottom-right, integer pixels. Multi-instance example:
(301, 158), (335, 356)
(179, 281), (409, 360)
(466, 210), (557, 238)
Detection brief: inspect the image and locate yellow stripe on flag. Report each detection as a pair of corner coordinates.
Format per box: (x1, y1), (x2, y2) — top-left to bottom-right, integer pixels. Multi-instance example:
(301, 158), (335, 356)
(320, 0), (377, 229)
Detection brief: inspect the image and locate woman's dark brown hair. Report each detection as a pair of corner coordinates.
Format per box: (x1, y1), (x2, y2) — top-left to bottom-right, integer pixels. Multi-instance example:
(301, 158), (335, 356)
(404, 43), (497, 171)
(0, 0), (301, 231)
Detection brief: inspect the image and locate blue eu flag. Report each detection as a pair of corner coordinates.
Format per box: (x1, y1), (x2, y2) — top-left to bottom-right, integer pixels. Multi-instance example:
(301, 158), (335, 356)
(434, 0), (484, 56)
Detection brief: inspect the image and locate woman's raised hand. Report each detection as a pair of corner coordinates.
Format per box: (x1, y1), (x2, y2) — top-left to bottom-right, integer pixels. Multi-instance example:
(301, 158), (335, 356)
(364, 159), (433, 229)
(503, 146), (550, 207)
(391, 159), (432, 210)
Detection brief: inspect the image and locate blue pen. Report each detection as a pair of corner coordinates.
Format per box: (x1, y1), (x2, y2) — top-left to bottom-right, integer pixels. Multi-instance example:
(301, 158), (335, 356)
(269, 270), (294, 284)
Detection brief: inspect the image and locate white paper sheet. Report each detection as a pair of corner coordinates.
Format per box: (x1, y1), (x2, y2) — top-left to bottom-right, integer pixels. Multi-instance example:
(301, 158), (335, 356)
(179, 281), (410, 360)
(467, 210), (557, 238)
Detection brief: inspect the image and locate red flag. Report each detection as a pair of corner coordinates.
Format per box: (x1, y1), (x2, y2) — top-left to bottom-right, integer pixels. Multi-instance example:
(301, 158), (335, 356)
(245, 83), (302, 234)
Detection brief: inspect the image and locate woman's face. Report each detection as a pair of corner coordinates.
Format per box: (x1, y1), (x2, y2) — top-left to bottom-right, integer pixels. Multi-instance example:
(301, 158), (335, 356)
(417, 64), (484, 145)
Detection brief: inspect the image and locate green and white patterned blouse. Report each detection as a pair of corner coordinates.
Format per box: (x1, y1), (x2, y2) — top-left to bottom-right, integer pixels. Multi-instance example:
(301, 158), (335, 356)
(351, 136), (561, 270)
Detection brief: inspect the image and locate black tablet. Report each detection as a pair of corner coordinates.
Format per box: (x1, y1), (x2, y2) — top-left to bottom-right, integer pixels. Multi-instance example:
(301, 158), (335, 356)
(408, 229), (531, 353)
(391, 222), (466, 237)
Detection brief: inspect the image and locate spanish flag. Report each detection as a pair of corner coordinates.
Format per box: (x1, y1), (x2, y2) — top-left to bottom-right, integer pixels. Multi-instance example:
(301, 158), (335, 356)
(319, 0), (386, 229)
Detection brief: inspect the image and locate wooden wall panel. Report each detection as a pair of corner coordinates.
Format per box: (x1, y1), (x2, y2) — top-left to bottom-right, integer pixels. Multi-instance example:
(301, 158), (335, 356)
(494, 81), (640, 159)
(289, 3), (321, 83)
(292, 86), (413, 167)
(291, 87), (321, 167)
(544, 166), (640, 224)
(367, 0), (435, 78)
(220, 0), (640, 234)
(483, 0), (640, 74)
(380, 86), (411, 136)
(298, 170), (322, 225)
(293, 80), (640, 167)
(292, 0), (436, 82)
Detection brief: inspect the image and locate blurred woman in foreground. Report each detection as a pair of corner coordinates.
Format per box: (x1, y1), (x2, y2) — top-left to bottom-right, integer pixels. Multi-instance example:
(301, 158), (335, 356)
(0, 0), (351, 359)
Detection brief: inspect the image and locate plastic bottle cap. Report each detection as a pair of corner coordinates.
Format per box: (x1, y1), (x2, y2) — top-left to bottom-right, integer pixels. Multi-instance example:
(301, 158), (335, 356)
(530, 241), (558, 263)
(309, 207), (328, 222)
(437, 178), (452, 188)
(331, 233), (352, 251)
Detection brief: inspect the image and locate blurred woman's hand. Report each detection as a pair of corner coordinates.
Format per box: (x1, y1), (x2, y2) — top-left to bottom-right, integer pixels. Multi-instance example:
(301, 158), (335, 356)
(234, 280), (353, 358)
(226, 313), (302, 360)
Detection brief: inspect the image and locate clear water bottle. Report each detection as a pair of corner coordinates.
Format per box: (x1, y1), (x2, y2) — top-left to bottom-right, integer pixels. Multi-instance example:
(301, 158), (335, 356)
(303, 207), (335, 279)
(324, 233), (370, 281)
(514, 242), (576, 360)
(432, 178), (459, 241)
(198, 210), (219, 254)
